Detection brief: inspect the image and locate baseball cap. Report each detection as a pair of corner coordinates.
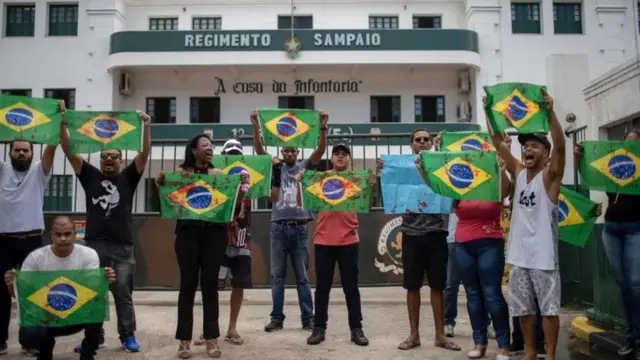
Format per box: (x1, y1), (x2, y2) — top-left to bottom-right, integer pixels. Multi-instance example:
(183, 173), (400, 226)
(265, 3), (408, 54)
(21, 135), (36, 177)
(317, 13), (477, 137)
(332, 142), (351, 156)
(517, 132), (551, 150)
(221, 139), (243, 154)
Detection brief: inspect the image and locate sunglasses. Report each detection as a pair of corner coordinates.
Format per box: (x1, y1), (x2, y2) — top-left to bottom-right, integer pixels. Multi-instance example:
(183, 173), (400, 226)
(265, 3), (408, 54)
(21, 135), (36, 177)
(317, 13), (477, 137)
(414, 136), (431, 143)
(101, 153), (121, 160)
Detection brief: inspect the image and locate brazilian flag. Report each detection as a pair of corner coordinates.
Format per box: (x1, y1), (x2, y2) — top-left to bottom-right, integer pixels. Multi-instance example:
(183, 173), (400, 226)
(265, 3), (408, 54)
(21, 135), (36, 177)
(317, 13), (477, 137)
(0, 94), (62, 145)
(419, 151), (500, 202)
(159, 173), (241, 223)
(65, 110), (142, 154)
(484, 83), (549, 134)
(301, 170), (371, 213)
(578, 140), (640, 195)
(557, 186), (598, 247)
(211, 155), (272, 199)
(440, 131), (496, 152)
(16, 268), (109, 327)
(256, 108), (320, 148)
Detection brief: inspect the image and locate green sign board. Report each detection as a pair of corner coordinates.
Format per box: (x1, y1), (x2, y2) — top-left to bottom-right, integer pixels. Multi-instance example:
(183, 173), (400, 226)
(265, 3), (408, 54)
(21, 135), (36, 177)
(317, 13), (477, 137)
(110, 29), (479, 54)
(150, 123), (482, 146)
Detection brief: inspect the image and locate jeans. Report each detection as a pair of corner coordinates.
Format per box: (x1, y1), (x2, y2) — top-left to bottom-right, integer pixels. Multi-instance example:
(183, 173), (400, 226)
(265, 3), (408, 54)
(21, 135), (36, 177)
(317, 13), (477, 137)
(602, 221), (640, 342)
(174, 226), (227, 340)
(20, 323), (102, 359)
(314, 243), (362, 330)
(0, 233), (42, 344)
(269, 222), (314, 324)
(455, 239), (510, 349)
(86, 240), (136, 339)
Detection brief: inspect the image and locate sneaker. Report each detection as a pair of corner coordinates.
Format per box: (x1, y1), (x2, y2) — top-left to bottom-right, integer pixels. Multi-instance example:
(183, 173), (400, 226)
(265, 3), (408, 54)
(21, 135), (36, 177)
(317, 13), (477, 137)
(73, 337), (105, 353)
(508, 343), (524, 355)
(121, 336), (141, 353)
(487, 326), (496, 340)
(0, 343), (7, 355)
(350, 329), (369, 346)
(264, 320), (283, 332)
(194, 335), (206, 346)
(618, 338), (635, 356)
(21, 348), (39, 357)
(302, 320), (314, 331)
(445, 325), (455, 338)
(307, 327), (326, 345)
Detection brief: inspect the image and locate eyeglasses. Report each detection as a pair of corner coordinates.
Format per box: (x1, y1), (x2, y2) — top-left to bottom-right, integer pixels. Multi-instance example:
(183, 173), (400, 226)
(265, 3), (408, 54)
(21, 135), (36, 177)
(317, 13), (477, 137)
(414, 137), (430, 143)
(100, 153), (121, 160)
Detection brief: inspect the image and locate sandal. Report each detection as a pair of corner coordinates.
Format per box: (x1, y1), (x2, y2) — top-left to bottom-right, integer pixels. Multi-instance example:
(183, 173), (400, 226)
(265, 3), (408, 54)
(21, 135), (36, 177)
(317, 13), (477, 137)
(177, 341), (192, 359)
(225, 332), (245, 345)
(435, 340), (462, 351)
(205, 339), (222, 358)
(398, 338), (421, 350)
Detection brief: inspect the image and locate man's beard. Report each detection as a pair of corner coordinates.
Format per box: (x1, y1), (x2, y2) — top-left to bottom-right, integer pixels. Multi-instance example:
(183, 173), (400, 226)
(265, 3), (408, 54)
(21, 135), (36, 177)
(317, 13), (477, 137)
(10, 157), (31, 172)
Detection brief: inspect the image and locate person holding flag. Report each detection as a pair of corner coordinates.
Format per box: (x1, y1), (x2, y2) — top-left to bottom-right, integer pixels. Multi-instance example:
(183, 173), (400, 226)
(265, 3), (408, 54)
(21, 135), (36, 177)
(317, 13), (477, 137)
(485, 89), (565, 360)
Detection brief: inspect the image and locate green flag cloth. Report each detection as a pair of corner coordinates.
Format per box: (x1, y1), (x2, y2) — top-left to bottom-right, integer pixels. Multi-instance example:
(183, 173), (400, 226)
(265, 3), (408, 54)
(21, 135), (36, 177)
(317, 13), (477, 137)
(578, 140), (640, 195)
(257, 108), (320, 148)
(300, 170), (371, 213)
(440, 131), (496, 152)
(159, 173), (240, 223)
(419, 151), (500, 202)
(65, 110), (142, 154)
(0, 94), (61, 145)
(557, 186), (597, 247)
(484, 83), (549, 134)
(212, 155), (272, 199)
(16, 268), (109, 327)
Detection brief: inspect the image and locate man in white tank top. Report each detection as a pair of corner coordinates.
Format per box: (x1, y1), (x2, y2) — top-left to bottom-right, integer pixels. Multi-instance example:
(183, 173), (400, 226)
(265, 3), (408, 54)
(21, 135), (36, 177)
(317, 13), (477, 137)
(485, 89), (565, 360)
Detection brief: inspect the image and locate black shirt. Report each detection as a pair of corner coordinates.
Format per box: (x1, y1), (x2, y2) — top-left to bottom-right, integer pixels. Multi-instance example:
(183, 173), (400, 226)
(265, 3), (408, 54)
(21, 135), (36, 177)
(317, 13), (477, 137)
(78, 160), (142, 244)
(605, 192), (640, 223)
(174, 166), (227, 233)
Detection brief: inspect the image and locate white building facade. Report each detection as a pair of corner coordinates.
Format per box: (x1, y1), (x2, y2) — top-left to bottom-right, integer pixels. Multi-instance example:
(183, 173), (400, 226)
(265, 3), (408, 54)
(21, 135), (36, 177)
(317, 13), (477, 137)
(1, 0), (639, 212)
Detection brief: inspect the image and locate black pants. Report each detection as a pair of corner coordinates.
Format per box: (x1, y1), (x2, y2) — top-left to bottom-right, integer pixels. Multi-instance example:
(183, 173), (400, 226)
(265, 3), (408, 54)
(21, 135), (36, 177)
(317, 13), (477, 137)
(20, 323), (102, 359)
(313, 243), (362, 330)
(0, 233), (43, 344)
(175, 226), (227, 340)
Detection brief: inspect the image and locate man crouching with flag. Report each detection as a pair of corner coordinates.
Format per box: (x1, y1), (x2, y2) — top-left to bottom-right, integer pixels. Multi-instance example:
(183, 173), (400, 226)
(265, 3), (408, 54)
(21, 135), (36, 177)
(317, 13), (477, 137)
(294, 143), (376, 346)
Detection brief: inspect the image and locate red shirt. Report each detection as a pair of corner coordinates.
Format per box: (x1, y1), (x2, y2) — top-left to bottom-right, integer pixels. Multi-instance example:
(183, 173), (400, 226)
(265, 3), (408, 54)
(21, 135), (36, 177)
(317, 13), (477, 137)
(454, 200), (503, 243)
(228, 199), (251, 248)
(314, 212), (359, 246)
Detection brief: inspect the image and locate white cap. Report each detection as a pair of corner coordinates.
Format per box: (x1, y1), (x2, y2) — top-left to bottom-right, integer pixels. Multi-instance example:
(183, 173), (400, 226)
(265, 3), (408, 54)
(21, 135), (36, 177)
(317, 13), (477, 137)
(221, 139), (243, 154)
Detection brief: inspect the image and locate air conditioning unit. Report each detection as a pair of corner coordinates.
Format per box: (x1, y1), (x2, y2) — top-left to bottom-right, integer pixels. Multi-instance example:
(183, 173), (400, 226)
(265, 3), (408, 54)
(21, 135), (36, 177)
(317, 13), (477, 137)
(457, 101), (472, 122)
(119, 71), (132, 96)
(458, 70), (471, 94)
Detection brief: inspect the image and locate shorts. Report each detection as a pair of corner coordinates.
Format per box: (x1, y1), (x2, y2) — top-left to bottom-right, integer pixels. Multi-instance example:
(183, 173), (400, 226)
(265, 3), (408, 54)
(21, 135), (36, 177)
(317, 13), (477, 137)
(219, 247), (252, 289)
(401, 231), (448, 291)
(507, 266), (561, 317)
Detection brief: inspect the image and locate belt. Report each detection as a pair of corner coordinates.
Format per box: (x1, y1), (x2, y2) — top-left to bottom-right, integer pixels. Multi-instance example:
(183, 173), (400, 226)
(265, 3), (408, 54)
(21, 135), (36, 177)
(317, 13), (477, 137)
(0, 230), (43, 239)
(274, 220), (309, 226)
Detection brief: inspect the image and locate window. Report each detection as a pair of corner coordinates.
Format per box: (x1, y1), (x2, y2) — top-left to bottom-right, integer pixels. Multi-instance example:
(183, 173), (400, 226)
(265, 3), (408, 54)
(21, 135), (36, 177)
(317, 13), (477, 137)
(414, 96), (445, 122)
(44, 175), (72, 211)
(511, 3), (541, 34)
(553, 3), (582, 34)
(370, 96), (401, 123)
(277, 15), (313, 29)
(193, 17), (221, 30)
(369, 16), (398, 29)
(5, 4), (36, 37)
(412, 15), (441, 29)
(44, 89), (76, 109)
(48, 4), (78, 36)
(278, 96), (315, 109)
(146, 97), (176, 123)
(190, 97), (221, 123)
(1, 89), (32, 97)
(145, 179), (160, 212)
(149, 17), (178, 31)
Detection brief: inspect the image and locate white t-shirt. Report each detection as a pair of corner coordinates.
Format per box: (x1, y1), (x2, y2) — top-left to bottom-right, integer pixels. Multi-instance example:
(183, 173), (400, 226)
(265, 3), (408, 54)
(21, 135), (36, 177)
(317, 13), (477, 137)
(0, 160), (50, 233)
(21, 245), (100, 271)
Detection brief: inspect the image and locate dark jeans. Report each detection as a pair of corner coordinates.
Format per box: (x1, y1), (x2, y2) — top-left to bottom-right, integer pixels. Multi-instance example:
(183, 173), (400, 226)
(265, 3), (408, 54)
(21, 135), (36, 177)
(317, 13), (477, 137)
(602, 221), (640, 342)
(86, 240), (136, 340)
(314, 243), (362, 330)
(269, 222), (314, 324)
(174, 226), (227, 340)
(20, 323), (102, 359)
(0, 233), (42, 344)
(511, 302), (545, 347)
(456, 239), (510, 349)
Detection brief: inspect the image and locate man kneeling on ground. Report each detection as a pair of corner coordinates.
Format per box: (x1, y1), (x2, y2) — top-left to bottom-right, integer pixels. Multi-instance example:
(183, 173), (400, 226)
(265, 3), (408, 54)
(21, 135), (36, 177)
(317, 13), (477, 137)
(4, 216), (115, 360)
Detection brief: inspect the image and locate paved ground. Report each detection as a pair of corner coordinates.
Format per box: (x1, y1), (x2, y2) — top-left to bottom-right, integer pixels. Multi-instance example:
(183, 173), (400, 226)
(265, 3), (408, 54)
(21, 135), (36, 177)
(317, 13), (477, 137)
(2, 288), (612, 359)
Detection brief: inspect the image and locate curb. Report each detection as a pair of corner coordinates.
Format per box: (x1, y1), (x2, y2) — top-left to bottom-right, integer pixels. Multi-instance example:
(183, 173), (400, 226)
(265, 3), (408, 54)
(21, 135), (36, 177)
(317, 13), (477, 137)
(569, 316), (627, 355)
(134, 298), (420, 306)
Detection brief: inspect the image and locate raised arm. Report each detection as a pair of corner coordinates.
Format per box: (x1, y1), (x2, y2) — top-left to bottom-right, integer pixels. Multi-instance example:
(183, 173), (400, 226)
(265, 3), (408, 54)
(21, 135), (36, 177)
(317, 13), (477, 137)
(308, 110), (328, 165)
(483, 96), (522, 177)
(543, 90), (566, 184)
(40, 101), (67, 176)
(133, 111), (151, 174)
(58, 103), (84, 175)
(413, 155), (430, 186)
(249, 109), (268, 155)
(498, 156), (512, 200)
